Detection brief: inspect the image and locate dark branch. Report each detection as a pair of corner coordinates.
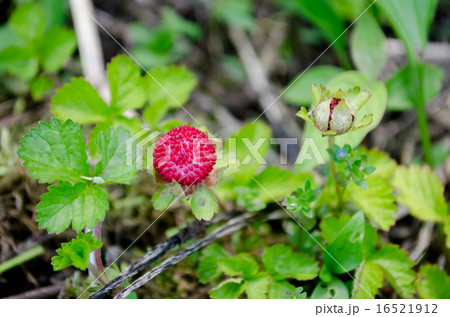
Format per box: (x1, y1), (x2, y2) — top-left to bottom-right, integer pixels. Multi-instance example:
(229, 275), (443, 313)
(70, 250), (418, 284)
(114, 211), (285, 299)
(90, 211), (240, 299)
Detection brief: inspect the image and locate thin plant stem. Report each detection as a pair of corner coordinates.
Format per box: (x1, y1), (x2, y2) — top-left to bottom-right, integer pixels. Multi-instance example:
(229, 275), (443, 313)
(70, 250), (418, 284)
(328, 137), (343, 211)
(411, 61), (434, 167)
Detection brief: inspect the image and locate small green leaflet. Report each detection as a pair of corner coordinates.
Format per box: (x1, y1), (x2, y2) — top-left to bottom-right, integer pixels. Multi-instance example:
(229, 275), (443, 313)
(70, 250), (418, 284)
(147, 65), (197, 108)
(416, 264), (450, 299)
(392, 164), (447, 222)
(9, 2), (45, 43)
(107, 55), (146, 113)
(51, 78), (110, 124)
(199, 244), (230, 283)
(219, 254), (259, 279)
(348, 176), (397, 231)
(41, 26), (77, 73)
(370, 244), (416, 298)
(352, 260), (384, 299)
(209, 278), (245, 299)
(262, 244), (319, 281)
(191, 186), (218, 220)
(36, 182), (108, 234)
(52, 232), (102, 271)
(94, 127), (139, 184)
(245, 273), (271, 299)
(151, 186), (176, 211)
(18, 118), (90, 183)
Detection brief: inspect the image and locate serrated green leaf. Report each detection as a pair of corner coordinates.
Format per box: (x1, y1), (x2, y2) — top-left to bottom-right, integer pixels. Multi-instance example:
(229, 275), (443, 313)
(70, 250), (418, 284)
(0, 46), (39, 80)
(361, 147), (397, 179)
(9, 2), (45, 42)
(311, 276), (349, 299)
(350, 12), (386, 81)
(147, 65), (197, 108)
(324, 211), (365, 274)
(348, 176), (397, 231)
(18, 118), (90, 183)
(107, 55), (146, 113)
(209, 278), (245, 299)
(219, 254), (258, 278)
(199, 244), (229, 283)
(52, 232), (102, 271)
(93, 127), (138, 185)
(199, 257), (222, 284)
(416, 264), (450, 299)
(151, 186), (175, 211)
(370, 244), (416, 298)
(51, 78), (110, 124)
(191, 186), (218, 220)
(263, 244), (319, 281)
(352, 260), (384, 299)
(392, 164), (447, 222)
(245, 272), (271, 299)
(268, 280), (296, 299)
(41, 26), (77, 72)
(36, 182), (108, 234)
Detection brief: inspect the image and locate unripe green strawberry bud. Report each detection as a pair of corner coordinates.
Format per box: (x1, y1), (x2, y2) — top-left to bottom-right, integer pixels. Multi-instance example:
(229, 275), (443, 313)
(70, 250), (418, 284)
(297, 85), (372, 136)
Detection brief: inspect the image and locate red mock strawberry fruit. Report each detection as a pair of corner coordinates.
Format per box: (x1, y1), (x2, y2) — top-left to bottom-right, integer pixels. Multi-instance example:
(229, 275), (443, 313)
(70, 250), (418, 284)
(153, 126), (217, 187)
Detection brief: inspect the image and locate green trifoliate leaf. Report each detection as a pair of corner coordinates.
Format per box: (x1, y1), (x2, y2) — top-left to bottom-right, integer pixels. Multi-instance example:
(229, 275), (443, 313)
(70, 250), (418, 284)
(416, 264), (450, 299)
(324, 211), (365, 274)
(352, 260), (384, 299)
(9, 2), (45, 42)
(209, 278), (245, 299)
(370, 244), (416, 298)
(147, 65), (197, 108)
(36, 182), (108, 234)
(151, 186), (176, 211)
(392, 164), (447, 222)
(245, 272), (271, 299)
(191, 186), (218, 221)
(51, 232), (102, 271)
(199, 244), (230, 283)
(348, 176), (397, 231)
(18, 118), (90, 183)
(219, 254), (258, 279)
(41, 26), (77, 73)
(107, 55), (146, 113)
(51, 78), (110, 124)
(93, 127), (138, 185)
(263, 244), (319, 281)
